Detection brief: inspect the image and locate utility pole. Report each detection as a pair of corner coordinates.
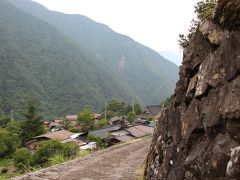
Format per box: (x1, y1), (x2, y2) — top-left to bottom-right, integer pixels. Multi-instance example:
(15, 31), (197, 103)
(11, 110), (14, 122)
(133, 99), (135, 113)
(104, 103), (107, 120)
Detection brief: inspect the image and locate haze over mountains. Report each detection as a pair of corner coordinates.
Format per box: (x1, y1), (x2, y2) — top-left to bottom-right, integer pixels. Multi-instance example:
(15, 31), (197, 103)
(160, 51), (182, 66)
(1, 0), (179, 118)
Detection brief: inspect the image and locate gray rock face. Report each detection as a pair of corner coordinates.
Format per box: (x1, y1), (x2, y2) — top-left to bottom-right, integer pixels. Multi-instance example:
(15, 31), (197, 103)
(227, 146), (240, 178)
(144, 0), (240, 179)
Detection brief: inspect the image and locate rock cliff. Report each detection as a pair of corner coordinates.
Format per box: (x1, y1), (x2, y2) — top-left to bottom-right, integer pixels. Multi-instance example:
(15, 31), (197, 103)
(144, 0), (240, 179)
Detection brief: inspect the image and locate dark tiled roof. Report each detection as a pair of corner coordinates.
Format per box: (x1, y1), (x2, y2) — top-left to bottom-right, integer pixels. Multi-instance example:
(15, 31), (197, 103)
(125, 125), (153, 138)
(34, 130), (74, 141)
(110, 116), (121, 122)
(145, 105), (162, 116)
(89, 125), (121, 139)
(113, 135), (134, 142)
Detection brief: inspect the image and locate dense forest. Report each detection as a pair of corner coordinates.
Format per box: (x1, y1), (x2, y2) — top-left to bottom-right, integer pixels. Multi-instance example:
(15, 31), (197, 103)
(0, 0), (139, 118)
(0, 0), (178, 118)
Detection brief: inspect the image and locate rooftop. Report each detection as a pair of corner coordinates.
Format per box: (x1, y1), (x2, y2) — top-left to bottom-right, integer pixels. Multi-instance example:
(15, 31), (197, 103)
(125, 125), (153, 138)
(145, 105), (162, 116)
(34, 130), (74, 141)
(65, 115), (78, 121)
(89, 125), (121, 139)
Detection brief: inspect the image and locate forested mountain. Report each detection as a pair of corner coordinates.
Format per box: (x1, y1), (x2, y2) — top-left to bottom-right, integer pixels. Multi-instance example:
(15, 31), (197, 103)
(7, 0), (179, 106)
(0, 0), (139, 118)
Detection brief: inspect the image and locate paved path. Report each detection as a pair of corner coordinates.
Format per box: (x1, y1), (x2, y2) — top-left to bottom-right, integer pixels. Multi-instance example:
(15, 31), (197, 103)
(13, 138), (151, 180)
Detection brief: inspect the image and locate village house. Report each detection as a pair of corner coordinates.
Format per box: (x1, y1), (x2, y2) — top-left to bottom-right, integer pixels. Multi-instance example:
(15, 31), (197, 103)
(143, 105), (162, 117)
(25, 130), (86, 150)
(94, 113), (101, 120)
(89, 125), (122, 140)
(109, 116), (122, 125)
(89, 123), (154, 146)
(65, 115), (78, 126)
(136, 105), (163, 126)
(65, 113), (101, 126)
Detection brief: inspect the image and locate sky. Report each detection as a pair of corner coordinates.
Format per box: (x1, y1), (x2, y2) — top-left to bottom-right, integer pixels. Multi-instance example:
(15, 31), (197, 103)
(32, 0), (199, 59)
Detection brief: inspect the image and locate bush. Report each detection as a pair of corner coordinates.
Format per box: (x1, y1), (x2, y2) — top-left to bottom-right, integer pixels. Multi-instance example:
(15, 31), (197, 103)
(62, 143), (79, 159)
(127, 112), (137, 124)
(0, 128), (20, 158)
(87, 134), (106, 148)
(13, 148), (33, 170)
(195, 0), (216, 21)
(34, 140), (80, 166)
(34, 140), (63, 164)
(48, 154), (65, 166)
(98, 118), (108, 128)
(68, 127), (80, 133)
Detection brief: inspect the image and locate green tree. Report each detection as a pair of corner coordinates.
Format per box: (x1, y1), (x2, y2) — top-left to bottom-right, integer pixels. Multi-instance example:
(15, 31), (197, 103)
(124, 104), (133, 115)
(6, 121), (22, 135)
(98, 118), (109, 128)
(161, 97), (171, 108)
(104, 100), (133, 118)
(77, 109), (94, 132)
(0, 128), (20, 158)
(20, 99), (45, 142)
(195, 0), (216, 21)
(134, 103), (142, 115)
(13, 148), (33, 170)
(106, 100), (126, 117)
(126, 112), (137, 124)
(6, 121), (22, 146)
(0, 116), (10, 128)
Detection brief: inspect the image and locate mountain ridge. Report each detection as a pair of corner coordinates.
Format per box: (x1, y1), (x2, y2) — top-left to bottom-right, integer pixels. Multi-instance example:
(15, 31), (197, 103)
(8, 0), (179, 106)
(0, 0), (139, 118)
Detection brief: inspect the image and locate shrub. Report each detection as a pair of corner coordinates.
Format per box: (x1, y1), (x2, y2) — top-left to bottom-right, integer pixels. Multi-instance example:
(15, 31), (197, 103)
(34, 140), (80, 166)
(0, 128), (20, 158)
(127, 112), (137, 124)
(195, 0), (217, 21)
(68, 127), (80, 133)
(98, 118), (108, 128)
(48, 154), (65, 166)
(62, 143), (79, 159)
(34, 140), (63, 164)
(13, 148), (33, 170)
(87, 134), (106, 148)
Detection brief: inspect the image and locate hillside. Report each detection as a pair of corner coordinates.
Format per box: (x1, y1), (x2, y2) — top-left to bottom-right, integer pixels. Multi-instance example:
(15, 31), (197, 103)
(8, 0), (179, 106)
(0, 0), (138, 118)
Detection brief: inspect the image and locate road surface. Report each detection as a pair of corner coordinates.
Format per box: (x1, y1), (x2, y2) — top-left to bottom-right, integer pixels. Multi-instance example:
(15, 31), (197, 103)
(13, 138), (151, 180)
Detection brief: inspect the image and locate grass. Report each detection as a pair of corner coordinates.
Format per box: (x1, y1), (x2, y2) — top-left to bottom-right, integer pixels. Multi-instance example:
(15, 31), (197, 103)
(136, 163), (145, 180)
(0, 158), (13, 167)
(79, 150), (90, 157)
(48, 154), (65, 166)
(0, 173), (11, 180)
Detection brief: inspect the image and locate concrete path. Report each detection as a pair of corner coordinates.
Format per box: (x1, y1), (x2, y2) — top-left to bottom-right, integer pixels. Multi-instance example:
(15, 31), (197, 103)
(12, 138), (151, 180)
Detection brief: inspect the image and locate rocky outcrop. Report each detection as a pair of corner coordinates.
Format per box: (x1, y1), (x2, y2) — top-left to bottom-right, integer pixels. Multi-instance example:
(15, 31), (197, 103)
(144, 0), (240, 179)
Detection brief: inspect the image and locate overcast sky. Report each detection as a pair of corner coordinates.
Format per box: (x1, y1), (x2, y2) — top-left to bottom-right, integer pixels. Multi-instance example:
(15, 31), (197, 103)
(32, 0), (199, 57)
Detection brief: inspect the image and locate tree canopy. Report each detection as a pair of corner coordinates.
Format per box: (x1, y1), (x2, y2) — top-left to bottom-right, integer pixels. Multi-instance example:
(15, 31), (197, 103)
(20, 99), (45, 142)
(77, 109), (94, 132)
